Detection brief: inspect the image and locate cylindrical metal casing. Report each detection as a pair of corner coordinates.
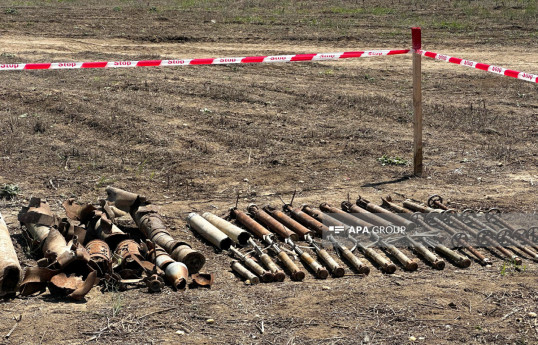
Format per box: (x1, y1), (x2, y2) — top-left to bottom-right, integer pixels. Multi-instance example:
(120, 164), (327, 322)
(299, 252), (328, 279)
(164, 262), (189, 290)
(263, 206), (311, 239)
(248, 205), (297, 240)
(187, 213), (232, 250)
(0, 212), (22, 296)
(316, 249), (345, 277)
(276, 251), (305, 281)
(259, 254), (285, 282)
(202, 212), (251, 245)
(285, 206), (328, 235)
(320, 203), (374, 229)
(171, 244), (206, 274)
(231, 261), (259, 285)
(385, 244), (418, 271)
(232, 208), (272, 238)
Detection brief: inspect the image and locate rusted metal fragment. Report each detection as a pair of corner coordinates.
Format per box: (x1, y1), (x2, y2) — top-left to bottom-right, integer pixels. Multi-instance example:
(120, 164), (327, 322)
(19, 267), (58, 296)
(154, 246), (189, 290)
(0, 212), (22, 297)
(62, 199), (83, 221)
(105, 186), (147, 213)
(191, 273), (214, 288)
(263, 236), (304, 281)
(132, 205), (205, 274)
(18, 198), (56, 248)
(144, 274), (165, 293)
(86, 210), (128, 248)
(58, 218), (87, 244)
(248, 238), (285, 282)
(86, 240), (112, 276)
(304, 235), (345, 278)
(49, 271), (97, 300)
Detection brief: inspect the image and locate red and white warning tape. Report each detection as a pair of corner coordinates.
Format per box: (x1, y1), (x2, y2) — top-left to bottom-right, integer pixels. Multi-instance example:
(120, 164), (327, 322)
(0, 49), (410, 71)
(417, 49), (537, 83)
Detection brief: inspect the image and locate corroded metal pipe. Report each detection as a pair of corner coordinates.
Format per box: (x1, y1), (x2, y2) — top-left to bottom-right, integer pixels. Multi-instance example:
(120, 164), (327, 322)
(283, 204), (327, 236)
(231, 260), (259, 285)
(187, 213), (232, 250)
(341, 201), (393, 227)
(155, 247), (188, 290)
(486, 209), (538, 252)
(402, 199), (441, 213)
(405, 236), (445, 270)
(305, 235), (345, 277)
(85, 239), (111, 275)
(105, 186), (147, 213)
(248, 238), (285, 282)
(229, 246), (274, 283)
(285, 238), (328, 279)
(356, 196), (417, 229)
(248, 204), (297, 240)
(202, 212), (251, 245)
(0, 212), (21, 297)
(328, 235), (370, 275)
(381, 197), (414, 214)
(264, 205), (311, 239)
(320, 202), (374, 229)
(230, 208), (272, 238)
(301, 205), (343, 228)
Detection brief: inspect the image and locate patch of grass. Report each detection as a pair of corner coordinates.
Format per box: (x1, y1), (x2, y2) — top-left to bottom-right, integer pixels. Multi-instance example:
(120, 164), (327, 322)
(0, 184), (20, 200)
(4, 8), (18, 15)
(500, 258), (527, 276)
(377, 155), (408, 166)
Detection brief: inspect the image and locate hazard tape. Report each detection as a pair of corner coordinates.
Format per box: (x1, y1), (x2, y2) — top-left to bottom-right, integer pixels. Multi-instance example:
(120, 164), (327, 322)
(0, 49), (410, 71)
(417, 49), (537, 83)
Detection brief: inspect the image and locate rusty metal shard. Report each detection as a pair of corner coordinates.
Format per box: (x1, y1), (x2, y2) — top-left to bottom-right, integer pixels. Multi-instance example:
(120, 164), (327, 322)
(191, 273), (214, 288)
(49, 271), (97, 300)
(19, 267), (59, 296)
(105, 186), (147, 213)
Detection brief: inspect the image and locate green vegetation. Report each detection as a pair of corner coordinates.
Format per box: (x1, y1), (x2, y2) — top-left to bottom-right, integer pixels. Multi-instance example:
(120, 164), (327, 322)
(500, 258), (527, 276)
(0, 184), (20, 200)
(377, 155), (408, 166)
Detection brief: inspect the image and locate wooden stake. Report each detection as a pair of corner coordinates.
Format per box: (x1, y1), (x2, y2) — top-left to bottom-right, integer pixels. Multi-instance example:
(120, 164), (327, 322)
(412, 27), (423, 177)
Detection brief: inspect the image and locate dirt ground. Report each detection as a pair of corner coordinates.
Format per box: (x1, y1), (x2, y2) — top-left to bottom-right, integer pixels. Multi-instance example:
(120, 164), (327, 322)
(0, 1), (537, 344)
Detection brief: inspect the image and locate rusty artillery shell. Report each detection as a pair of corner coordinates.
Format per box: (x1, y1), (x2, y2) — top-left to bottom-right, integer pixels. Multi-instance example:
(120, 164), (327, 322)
(171, 245), (206, 274)
(0, 212), (21, 297)
(284, 205), (328, 235)
(248, 205), (297, 240)
(231, 208), (272, 238)
(229, 247), (273, 283)
(406, 237), (445, 270)
(299, 252), (329, 279)
(202, 212), (251, 245)
(385, 245), (418, 271)
(402, 200), (440, 213)
(342, 201), (393, 227)
(301, 205), (343, 228)
(105, 186), (147, 213)
(259, 254), (285, 282)
(231, 260), (259, 285)
(381, 197), (414, 214)
(340, 246), (370, 275)
(187, 213), (232, 250)
(357, 197), (417, 229)
(320, 202), (374, 229)
(361, 246), (397, 274)
(276, 252), (305, 281)
(316, 248), (345, 277)
(263, 206), (311, 239)
(433, 244), (471, 268)
(155, 251), (189, 290)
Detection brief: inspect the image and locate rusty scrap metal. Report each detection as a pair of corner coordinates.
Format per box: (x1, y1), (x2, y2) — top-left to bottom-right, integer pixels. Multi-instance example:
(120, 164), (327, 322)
(304, 235), (345, 277)
(328, 235), (370, 275)
(85, 239), (112, 275)
(402, 199), (442, 214)
(0, 212), (22, 297)
(19, 267), (58, 296)
(155, 250), (189, 290)
(347, 235), (397, 274)
(427, 195), (452, 211)
(381, 196), (414, 214)
(133, 205), (205, 274)
(230, 207), (272, 238)
(461, 211), (538, 261)
(320, 202), (375, 229)
(231, 260), (259, 285)
(401, 235), (445, 270)
(248, 238), (285, 282)
(263, 236), (305, 281)
(191, 273), (214, 288)
(301, 205), (344, 228)
(187, 213), (232, 250)
(424, 214), (491, 266)
(202, 212), (251, 245)
(283, 204), (326, 236)
(263, 205), (311, 239)
(285, 238), (328, 279)
(105, 186), (148, 213)
(486, 209), (538, 252)
(48, 271), (98, 300)
(248, 205), (297, 240)
(356, 196), (417, 230)
(18, 198), (56, 249)
(229, 246), (274, 283)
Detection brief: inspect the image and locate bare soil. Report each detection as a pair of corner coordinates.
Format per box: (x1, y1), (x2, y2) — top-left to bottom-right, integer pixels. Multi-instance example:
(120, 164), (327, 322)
(0, 1), (536, 344)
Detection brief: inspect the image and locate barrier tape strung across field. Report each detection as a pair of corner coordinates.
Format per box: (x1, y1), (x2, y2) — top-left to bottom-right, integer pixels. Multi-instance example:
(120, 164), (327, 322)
(417, 49), (537, 84)
(0, 49), (410, 71)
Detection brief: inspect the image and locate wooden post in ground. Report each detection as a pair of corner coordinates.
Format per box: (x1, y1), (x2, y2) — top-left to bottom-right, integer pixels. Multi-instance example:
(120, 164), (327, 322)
(412, 27), (423, 177)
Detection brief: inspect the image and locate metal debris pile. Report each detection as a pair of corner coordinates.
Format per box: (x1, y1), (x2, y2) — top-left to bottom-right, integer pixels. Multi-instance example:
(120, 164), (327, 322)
(0, 187), (210, 300)
(187, 194), (537, 284)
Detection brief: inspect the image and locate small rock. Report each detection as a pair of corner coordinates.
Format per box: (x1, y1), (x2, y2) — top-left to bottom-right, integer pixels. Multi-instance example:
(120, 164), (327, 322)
(408, 336), (416, 342)
(298, 180), (305, 184)
(529, 312), (537, 318)
(176, 330), (185, 335)
(322, 286), (331, 290)
(206, 318), (215, 324)
(497, 162), (503, 167)
(243, 178), (249, 182)
(182, 123), (189, 127)
(210, 19), (216, 23)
